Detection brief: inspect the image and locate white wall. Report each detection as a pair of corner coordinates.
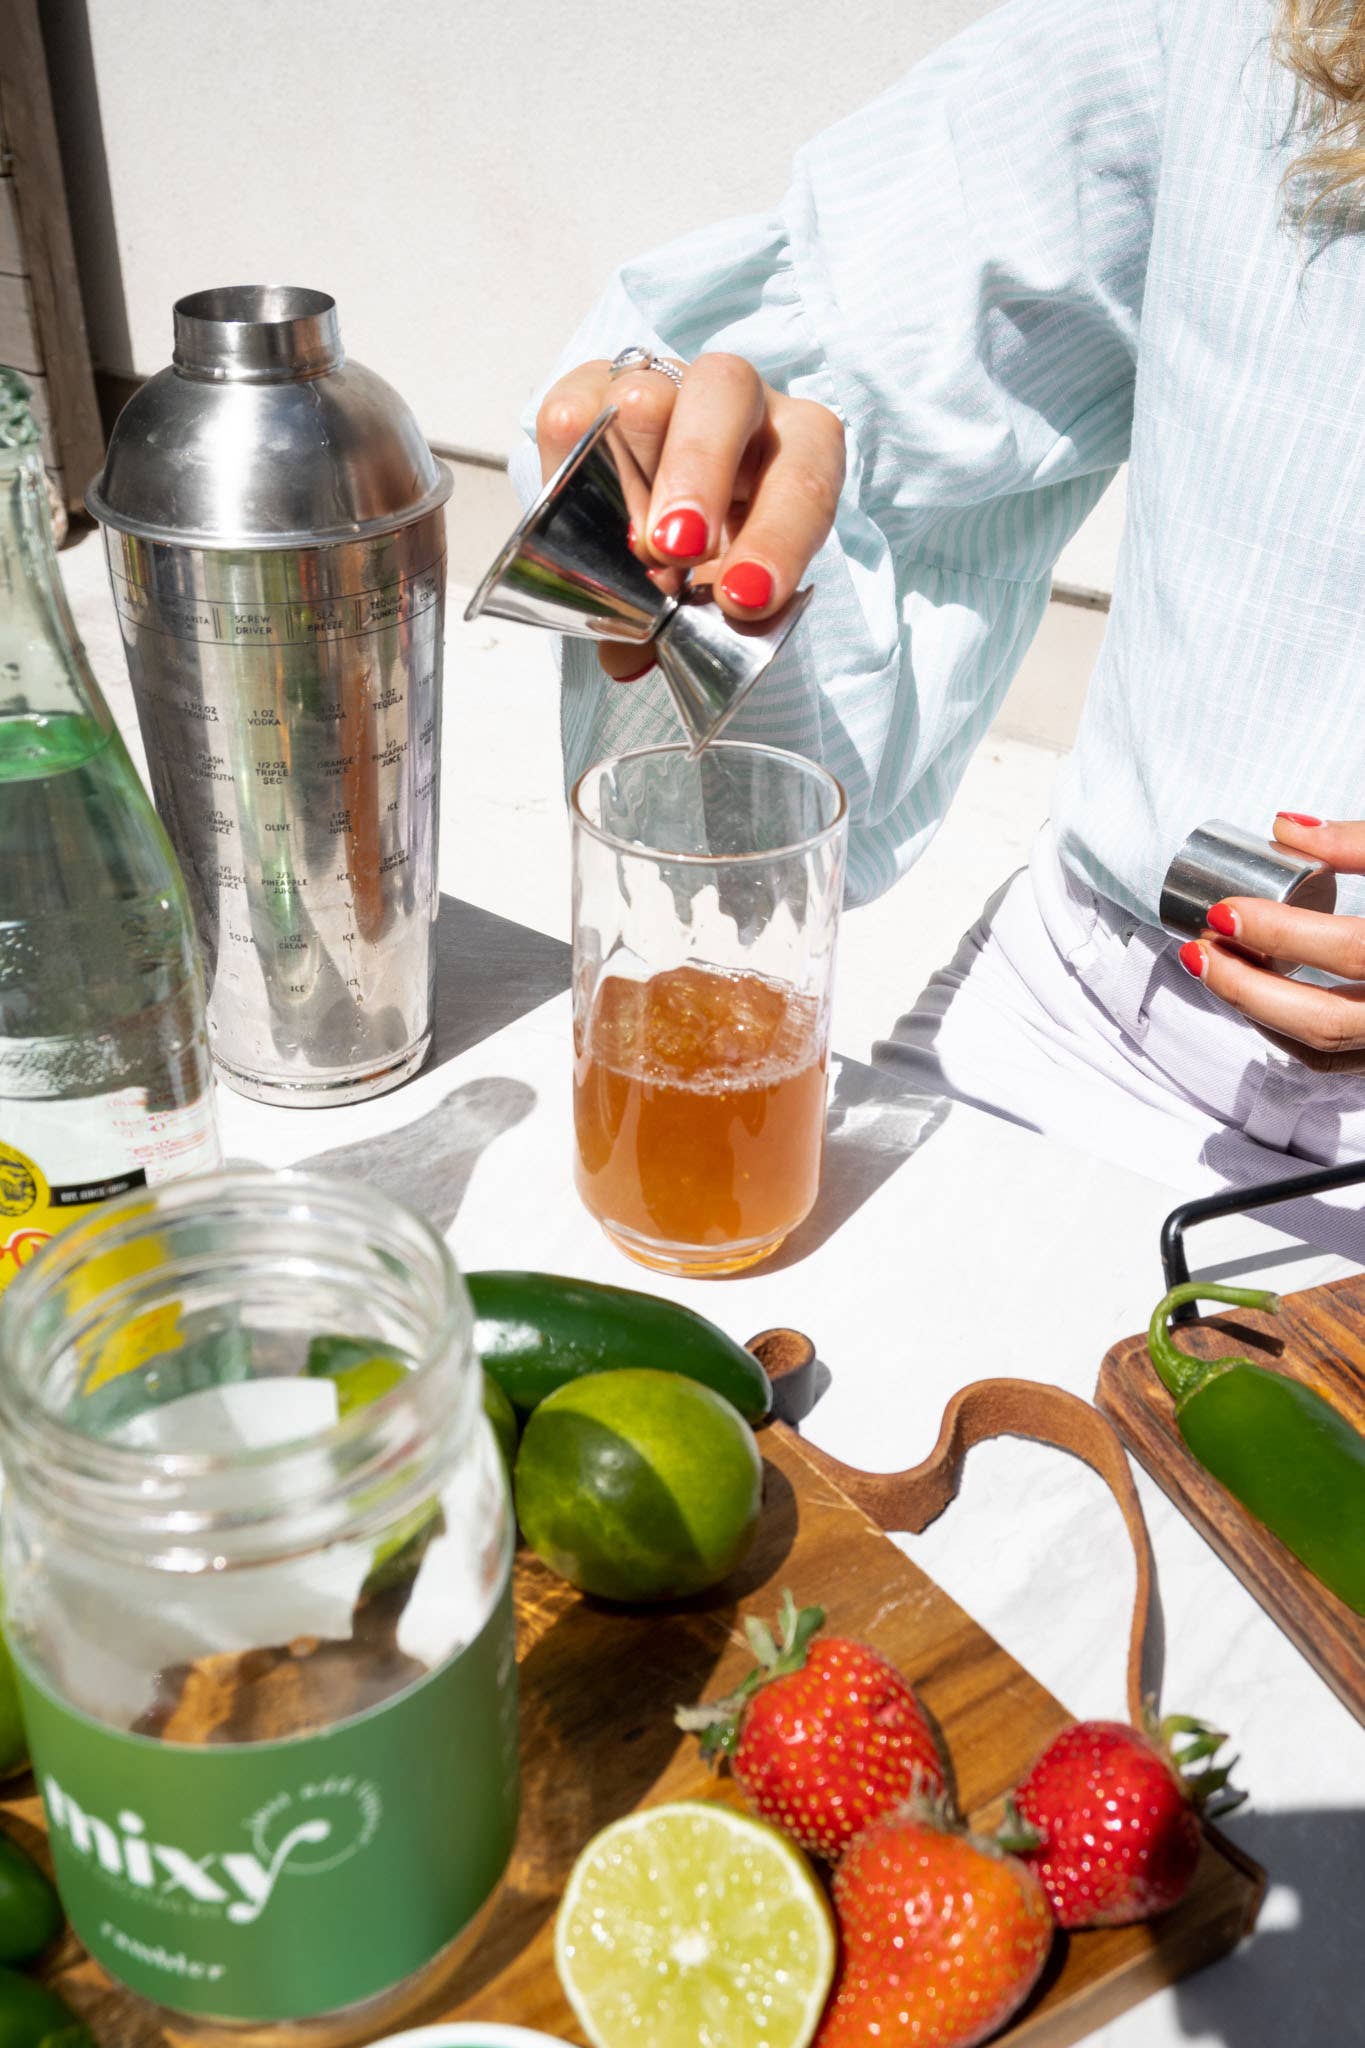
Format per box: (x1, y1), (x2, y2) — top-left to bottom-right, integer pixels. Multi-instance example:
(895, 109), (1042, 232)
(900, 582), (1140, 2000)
(48, 0), (1124, 593)
(53, 0), (994, 456)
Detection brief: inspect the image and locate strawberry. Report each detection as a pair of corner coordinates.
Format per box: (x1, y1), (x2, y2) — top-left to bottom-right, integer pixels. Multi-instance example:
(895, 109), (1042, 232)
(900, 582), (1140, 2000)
(1002, 1714), (1242, 1929)
(817, 1810), (1053, 2047)
(676, 1592), (945, 1861)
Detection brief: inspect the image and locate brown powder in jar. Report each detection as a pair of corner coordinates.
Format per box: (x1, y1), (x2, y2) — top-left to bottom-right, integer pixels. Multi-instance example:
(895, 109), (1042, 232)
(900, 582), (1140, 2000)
(134, 1523), (440, 1744)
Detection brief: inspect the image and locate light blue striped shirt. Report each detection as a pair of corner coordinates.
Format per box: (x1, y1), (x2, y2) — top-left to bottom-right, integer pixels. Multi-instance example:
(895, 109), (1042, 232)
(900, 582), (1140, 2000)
(513, 0), (1365, 922)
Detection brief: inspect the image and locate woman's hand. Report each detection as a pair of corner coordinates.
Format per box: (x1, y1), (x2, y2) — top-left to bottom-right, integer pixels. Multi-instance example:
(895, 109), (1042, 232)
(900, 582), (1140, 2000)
(535, 353), (844, 679)
(1179, 814), (1365, 1067)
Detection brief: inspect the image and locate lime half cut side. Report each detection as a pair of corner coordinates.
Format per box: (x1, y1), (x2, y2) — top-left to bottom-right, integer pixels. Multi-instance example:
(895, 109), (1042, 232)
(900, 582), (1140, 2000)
(554, 1801), (835, 2048)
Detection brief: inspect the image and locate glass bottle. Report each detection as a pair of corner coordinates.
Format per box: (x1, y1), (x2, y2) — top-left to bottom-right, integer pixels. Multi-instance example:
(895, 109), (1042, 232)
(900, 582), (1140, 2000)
(0, 1168), (519, 2033)
(0, 368), (218, 1291)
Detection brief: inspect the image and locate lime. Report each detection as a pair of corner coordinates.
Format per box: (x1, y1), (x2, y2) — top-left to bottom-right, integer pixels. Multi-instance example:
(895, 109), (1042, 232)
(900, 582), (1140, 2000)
(0, 1966), (91, 2048)
(306, 1333), (392, 1381)
(329, 1354), (407, 1417)
(555, 1801), (834, 2048)
(0, 1832), (61, 1963)
(512, 1368), (761, 1603)
(306, 1337), (410, 1415)
(305, 1335), (516, 1471)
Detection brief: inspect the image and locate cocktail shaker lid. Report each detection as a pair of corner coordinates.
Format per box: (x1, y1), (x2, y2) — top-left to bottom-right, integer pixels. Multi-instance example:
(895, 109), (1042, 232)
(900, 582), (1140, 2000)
(87, 286), (452, 549)
(1159, 818), (1337, 936)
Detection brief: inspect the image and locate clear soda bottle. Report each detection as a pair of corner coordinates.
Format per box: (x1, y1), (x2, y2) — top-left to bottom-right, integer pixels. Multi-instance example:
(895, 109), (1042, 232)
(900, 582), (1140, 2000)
(0, 369), (219, 1290)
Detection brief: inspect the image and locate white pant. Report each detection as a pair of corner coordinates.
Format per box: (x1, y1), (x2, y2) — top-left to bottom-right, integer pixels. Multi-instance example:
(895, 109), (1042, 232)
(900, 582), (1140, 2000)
(876, 827), (1365, 1244)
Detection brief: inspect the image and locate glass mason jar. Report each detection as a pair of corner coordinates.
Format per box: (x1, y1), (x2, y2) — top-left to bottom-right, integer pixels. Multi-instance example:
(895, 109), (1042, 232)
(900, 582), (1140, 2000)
(572, 742), (848, 1276)
(0, 1171), (517, 2038)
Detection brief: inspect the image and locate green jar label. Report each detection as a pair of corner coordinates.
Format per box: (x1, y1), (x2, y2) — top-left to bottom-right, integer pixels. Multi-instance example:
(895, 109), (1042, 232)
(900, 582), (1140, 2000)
(13, 1580), (518, 2022)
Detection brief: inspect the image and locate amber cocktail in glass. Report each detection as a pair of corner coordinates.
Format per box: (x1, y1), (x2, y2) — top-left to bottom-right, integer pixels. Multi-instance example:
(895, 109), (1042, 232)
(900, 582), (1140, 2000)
(571, 743), (847, 1276)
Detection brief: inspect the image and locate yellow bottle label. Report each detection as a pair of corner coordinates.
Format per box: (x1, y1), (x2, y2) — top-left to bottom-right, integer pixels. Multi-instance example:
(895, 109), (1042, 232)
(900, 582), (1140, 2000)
(0, 1142), (69, 1289)
(0, 1087), (219, 1298)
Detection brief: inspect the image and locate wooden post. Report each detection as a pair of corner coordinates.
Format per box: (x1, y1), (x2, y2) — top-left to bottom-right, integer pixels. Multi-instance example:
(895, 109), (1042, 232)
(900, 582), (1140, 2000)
(0, 0), (104, 511)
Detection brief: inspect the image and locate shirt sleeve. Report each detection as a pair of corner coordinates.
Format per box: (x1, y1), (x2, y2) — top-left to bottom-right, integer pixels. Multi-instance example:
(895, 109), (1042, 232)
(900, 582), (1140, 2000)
(510, 0), (1166, 904)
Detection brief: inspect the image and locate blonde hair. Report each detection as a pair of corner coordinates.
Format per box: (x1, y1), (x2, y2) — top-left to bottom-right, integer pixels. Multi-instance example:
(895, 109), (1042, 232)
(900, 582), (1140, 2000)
(1277, 1), (1365, 214)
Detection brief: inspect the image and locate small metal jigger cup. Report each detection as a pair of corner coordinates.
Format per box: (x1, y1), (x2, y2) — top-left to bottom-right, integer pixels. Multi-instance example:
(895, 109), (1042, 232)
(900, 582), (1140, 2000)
(464, 406), (813, 754)
(1160, 818), (1336, 975)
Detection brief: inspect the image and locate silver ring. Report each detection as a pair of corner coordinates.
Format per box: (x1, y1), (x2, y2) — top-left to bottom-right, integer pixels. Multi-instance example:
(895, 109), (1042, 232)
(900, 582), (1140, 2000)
(609, 345), (684, 389)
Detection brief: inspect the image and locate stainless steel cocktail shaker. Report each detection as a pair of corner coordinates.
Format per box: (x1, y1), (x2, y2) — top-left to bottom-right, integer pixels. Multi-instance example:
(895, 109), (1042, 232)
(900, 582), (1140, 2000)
(88, 287), (451, 1107)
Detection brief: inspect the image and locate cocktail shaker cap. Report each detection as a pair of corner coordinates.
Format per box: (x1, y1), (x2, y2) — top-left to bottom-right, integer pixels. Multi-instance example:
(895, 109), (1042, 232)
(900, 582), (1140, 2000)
(1160, 818), (1337, 937)
(87, 286), (451, 550)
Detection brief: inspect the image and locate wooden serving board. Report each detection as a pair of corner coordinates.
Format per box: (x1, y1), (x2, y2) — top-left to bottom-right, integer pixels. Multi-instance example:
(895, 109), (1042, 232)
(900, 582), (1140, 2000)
(1097, 1269), (1365, 1725)
(2, 1425), (1261, 2048)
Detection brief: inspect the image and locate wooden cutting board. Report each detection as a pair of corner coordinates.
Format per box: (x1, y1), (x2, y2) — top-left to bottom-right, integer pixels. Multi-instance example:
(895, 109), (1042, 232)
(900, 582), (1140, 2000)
(1097, 1269), (1365, 1726)
(2, 1422), (1261, 2048)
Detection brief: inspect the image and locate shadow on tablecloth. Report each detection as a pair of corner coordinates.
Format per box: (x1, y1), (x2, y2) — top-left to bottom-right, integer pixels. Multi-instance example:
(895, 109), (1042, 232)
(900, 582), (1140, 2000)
(297, 1074), (537, 1233)
(1171, 1804), (1362, 2045)
(430, 894), (570, 1070)
(757, 1055), (951, 1273)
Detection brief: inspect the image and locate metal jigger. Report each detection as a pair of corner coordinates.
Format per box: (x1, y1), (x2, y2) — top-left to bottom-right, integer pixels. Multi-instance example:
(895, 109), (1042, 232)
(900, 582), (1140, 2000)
(1160, 819), (1336, 975)
(465, 406), (813, 753)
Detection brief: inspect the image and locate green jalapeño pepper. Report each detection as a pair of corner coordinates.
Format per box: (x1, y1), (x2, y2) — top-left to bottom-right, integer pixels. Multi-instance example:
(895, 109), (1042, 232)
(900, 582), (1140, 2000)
(466, 1271), (772, 1425)
(1149, 1281), (1365, 1615)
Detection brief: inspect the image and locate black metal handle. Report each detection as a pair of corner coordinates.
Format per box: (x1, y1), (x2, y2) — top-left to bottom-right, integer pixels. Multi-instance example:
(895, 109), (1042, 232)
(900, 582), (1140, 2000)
(1161, 1158), (1365, 1324)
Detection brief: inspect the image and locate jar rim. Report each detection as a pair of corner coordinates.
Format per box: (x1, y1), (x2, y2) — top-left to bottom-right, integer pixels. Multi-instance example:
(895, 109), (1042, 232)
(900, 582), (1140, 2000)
(0, 1170), (474, 1563)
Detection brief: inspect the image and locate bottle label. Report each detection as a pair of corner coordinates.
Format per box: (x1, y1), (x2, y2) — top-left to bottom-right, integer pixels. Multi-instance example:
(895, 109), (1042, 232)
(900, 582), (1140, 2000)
(0, 1088), (220, 1294)
(14, 1577), (519, 2022)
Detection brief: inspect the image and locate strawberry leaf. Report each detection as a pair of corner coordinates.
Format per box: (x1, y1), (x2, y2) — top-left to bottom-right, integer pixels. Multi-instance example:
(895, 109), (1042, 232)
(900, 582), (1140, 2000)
(1168, 1728), (1228, 1766)
(676, 1593), (827, 1765)
(744, 1615), (780, 1667)
(993, 1794), (1045, 1856)
(1153, 1712), (1247, 1816)
(780, 1599), (826, 1670)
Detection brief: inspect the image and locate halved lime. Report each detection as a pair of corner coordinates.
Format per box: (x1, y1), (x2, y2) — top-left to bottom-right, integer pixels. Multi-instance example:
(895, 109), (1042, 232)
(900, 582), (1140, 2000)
(555, 1801), (834, 2048)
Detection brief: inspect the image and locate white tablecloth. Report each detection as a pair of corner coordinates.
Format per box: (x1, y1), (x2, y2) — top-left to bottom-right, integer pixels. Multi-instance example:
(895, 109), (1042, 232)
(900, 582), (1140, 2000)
(75, 548), (1364, 2048)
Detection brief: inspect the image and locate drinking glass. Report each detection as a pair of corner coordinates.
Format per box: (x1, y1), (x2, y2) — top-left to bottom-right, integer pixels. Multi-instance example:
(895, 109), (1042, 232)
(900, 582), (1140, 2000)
(571, 743), (847, 1276)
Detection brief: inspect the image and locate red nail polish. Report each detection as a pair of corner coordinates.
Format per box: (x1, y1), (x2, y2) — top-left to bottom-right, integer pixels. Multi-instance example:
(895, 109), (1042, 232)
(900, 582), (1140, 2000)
(626, 520), (638, 548)
(719, 561), (775, 610)
(1178, 941), (1206, 979)
(1277, 812), (1323, 827)
(1206, 903), (1238, 938)
(652, 508), (708, 560)
(612, 659), (655, 683)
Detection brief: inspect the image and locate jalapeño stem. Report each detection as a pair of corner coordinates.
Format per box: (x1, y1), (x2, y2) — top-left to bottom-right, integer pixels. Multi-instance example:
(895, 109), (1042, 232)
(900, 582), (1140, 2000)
(1147, 1282), (1282, 1407)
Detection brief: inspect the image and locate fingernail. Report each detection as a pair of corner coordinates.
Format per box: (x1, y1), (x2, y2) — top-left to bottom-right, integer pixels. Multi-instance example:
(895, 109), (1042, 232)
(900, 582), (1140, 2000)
(1277, 812), (1323, 827)
(1206, 903), (1238, 938)
(652, 507), (708, 560)
(626, 520), (638, 549)
(612, 659), (655, 683)
(719, 561), (775, 610)
(1178, 941), (1207, 979)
